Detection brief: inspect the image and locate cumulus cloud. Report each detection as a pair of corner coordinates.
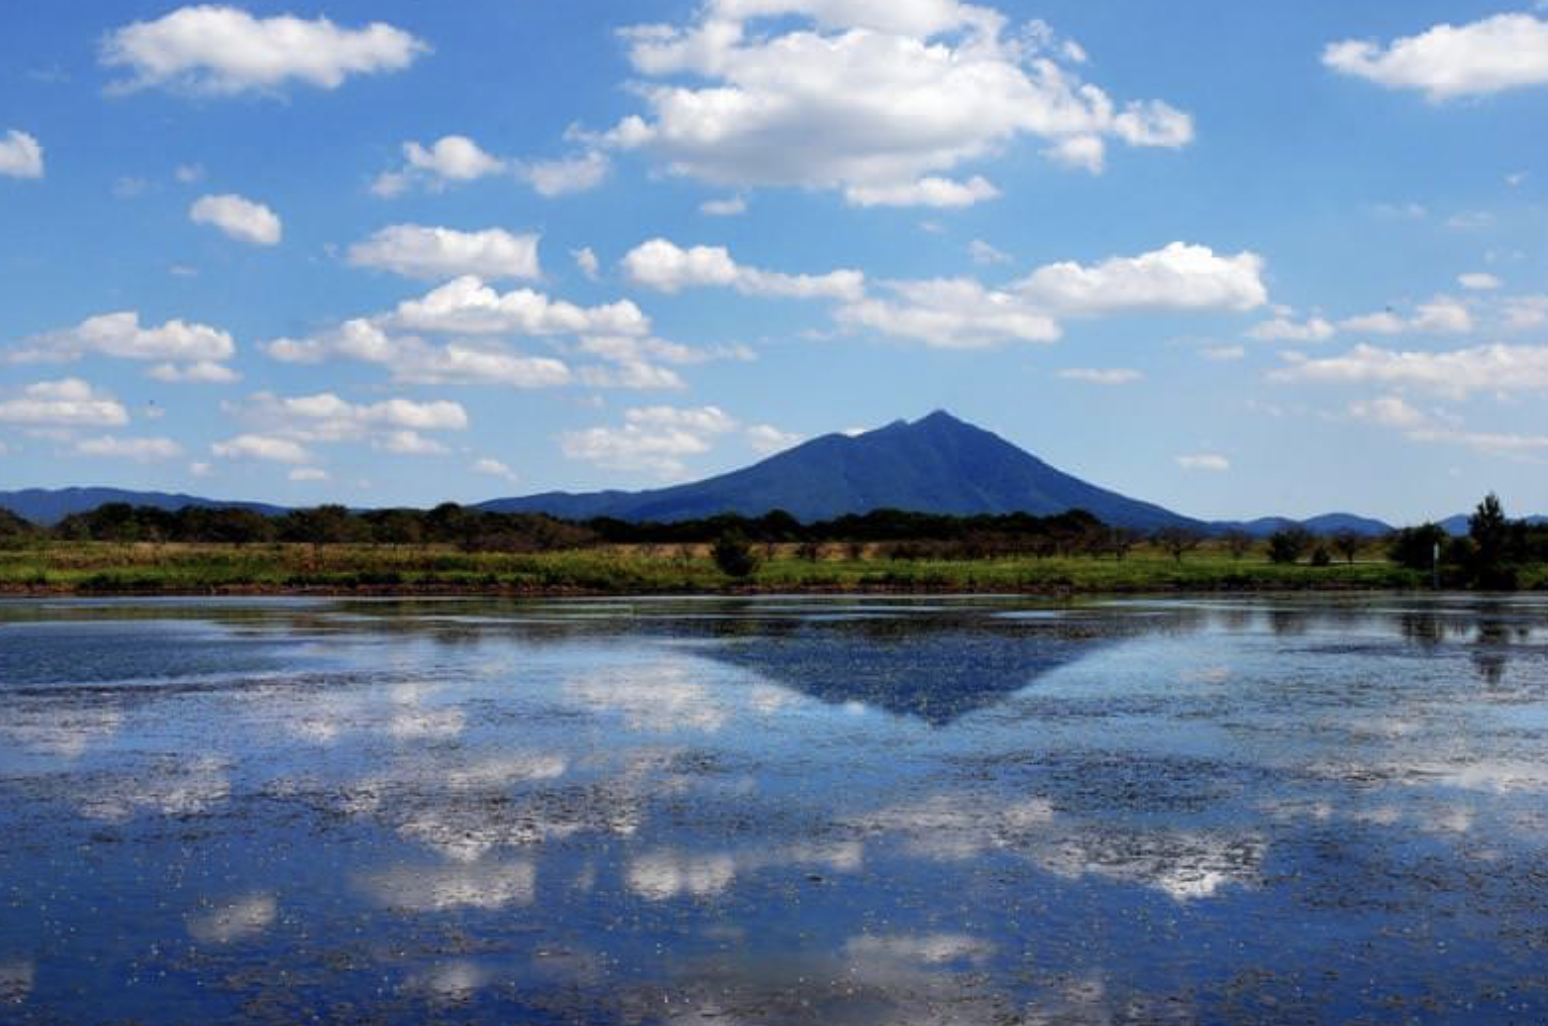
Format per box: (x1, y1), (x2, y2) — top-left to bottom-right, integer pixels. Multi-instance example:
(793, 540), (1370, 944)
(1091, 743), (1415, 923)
(1177, 453), (1230, 472)
(745, 423), (803, 453)
(1323, 13), (1548, 101)
(472, 457), (519, 482)
(101, 5), (427, 95)
(600, 0), (1193, 205)
(347, 225), (542, 281)
(16, 312), (236, 382)
(265, 318), (574, 389)
(622, 238), (864, 300)
(560, 405), (753, 476)
(1246, 315), (1335, 343)
(573, 247), (601, 280)
(838, 277), (1061, 348)
(0, 379), (129, 427)
(968, 239), (1012, 265)
(517, 150), (610, 197)
(1274, 343), (1548, 398)
(71, 435), (183, 461)
(1058, 367), (1142, 385)
(1339, 296), (1472, 335)
(0, 129), (43, 179)
(372, 135), (506, 197)
(845, 176), (1001, 209)
(211, 434), (314, 464)
(147, 360), (240, 384)
(1015, 242), (1268, 316)
(1347, 393), (1548, 457)
(190, 193), (282, 246)
(289, 467), (329, 482)
(1459, 272), (1502, 291)
(388, 276), (650, 337)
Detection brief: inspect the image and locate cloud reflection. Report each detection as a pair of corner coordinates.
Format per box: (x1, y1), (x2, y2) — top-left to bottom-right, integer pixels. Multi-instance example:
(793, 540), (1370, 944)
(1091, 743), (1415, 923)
(186, 893), (277, 945)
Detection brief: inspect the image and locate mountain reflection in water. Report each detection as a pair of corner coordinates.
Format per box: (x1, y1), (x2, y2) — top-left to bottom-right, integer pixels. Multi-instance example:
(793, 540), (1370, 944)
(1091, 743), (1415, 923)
(1, 595), (1546, 1024)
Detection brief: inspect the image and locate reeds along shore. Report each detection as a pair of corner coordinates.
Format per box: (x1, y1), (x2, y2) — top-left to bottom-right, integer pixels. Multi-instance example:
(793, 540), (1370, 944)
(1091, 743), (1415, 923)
(0, 540), (1439, 596)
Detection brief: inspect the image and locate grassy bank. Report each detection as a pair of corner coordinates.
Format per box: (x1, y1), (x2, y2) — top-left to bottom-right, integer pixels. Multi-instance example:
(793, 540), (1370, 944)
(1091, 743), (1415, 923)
(0, 540), (1453, 596)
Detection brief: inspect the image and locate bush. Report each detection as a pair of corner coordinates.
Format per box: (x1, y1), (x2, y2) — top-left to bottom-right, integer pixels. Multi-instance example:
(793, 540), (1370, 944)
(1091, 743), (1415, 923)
(1310, 545), (1332, 567)
(1268, 528), (1313, 565)
(711, 532), (760, 578)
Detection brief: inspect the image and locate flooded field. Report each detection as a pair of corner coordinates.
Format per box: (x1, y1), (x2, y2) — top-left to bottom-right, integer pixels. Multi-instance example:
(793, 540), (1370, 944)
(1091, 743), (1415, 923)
(2, 595), (1546, 1025)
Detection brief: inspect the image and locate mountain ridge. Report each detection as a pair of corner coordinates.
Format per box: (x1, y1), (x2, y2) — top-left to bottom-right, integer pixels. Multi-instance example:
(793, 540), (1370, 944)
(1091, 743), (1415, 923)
(0, 412), (1525, 533)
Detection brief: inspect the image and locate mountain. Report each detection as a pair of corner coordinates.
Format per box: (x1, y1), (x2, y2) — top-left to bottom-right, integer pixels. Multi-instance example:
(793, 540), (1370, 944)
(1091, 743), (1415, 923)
(1214, 513), (1394, 538)
(481, 410), (1206, 530)
(0, 487), (287, 526)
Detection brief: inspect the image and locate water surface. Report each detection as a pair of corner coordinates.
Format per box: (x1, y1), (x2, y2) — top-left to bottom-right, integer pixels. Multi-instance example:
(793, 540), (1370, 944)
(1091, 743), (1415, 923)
(2, 595), (1546, 1024)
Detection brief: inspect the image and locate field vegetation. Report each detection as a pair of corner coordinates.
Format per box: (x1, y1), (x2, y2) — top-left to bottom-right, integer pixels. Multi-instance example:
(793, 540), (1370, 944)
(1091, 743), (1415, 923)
(0, 494), (1539, 596)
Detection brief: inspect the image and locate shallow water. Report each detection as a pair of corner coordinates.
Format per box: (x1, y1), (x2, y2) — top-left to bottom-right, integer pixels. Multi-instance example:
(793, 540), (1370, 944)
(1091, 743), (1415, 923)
(1, 594), (1546, 1024)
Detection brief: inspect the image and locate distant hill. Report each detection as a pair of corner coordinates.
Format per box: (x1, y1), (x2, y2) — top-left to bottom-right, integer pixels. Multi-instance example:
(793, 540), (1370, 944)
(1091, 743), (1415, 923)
(1215, 512), (1395, 538)
(481, 411), (1207, 531)
(0, 487), (287, 526)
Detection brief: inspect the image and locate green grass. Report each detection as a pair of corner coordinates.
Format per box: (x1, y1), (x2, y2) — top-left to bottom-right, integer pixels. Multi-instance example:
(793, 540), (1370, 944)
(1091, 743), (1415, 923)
(0, 541), (1436, 596)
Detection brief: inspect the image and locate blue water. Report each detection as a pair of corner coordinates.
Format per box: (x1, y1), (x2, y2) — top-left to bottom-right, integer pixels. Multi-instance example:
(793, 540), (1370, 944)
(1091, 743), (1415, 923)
(1, 595), (1546, 1024)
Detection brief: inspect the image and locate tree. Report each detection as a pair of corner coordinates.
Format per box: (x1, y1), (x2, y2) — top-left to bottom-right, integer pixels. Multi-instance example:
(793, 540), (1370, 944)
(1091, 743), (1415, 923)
(1154, 527), (1203, 564)
(1389, 523), (1447, 571)
(1330, 530), (1363, 565)
(1267, 527), (1313, 565)
(1470, 493), (1509, 566)
(796, 540), (825, 562)
(711, 531), (760, 578)
(1223, 530), (1254, 560)
(1107, 527), (1141, 561)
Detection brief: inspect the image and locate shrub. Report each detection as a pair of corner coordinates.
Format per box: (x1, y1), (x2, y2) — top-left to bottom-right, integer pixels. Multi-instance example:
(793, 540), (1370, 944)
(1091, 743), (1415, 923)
(711, 532), (760, 578)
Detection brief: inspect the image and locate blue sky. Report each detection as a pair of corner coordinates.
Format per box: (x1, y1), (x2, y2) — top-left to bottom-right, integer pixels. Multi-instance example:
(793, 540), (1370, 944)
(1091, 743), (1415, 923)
(1, 1), (1546, 522)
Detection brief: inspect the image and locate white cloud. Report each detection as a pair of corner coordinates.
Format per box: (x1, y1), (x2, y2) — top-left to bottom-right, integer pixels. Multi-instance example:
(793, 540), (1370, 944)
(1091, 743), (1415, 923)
(1274, 343), (1548, 398)
(388, 276), (651, 337)
(72, 435), (183, 461)
(517, 150), (610, 197)
(745, 423), (802, 453)
(1323, 13), (1548, 101)
(1246, 315), (1335, 343)
(1347, 394), (1428, 430)
(845, 175), (1001, 209)
(1459, 272), (1502, 291)
(1503, 296), (1548, 331)
(0, 130), (44, 179)
(1016, 242), (1268, 315)
(573, 247), (601, 280)
(289, 467), (329, 482)
(1339, 296), (1472, 335)
(190, 193), (282, 246)
(175, 163), (205, 184)
(212, 434), (313, 464)
(1347, 392), (1548, 457)
(968, 239), (1012, 265)
(472, 457), (519, 482)
(602, 1), (1192, 205)
(347, 225), (542, 281)
(1177, 453), (1229, 472)
(560, 405), (739, 476)
(1058, 367), (1141, 385)
(19, 311), (236, 369)
(102, 6), (427, 95)
(0, 379), (129, 427)
(372, 136), (506, 197)
(148, 360), (240, 384)
(375, 430), (448, 455)
(700, 195), (747, 217)
(838, 277), (1061, 348)
(1201, 345), (1246, 361)
(266, 319), (576, 389)
(622, 238), (864, 300)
